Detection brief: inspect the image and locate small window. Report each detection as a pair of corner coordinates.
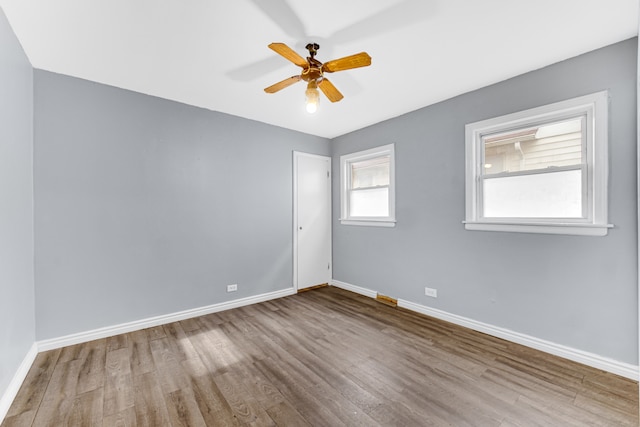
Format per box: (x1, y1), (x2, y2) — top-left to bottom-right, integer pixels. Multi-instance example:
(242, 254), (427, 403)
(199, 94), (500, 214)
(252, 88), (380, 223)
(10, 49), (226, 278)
(465, 92), (611, 236)
(340, 144), (395, 227)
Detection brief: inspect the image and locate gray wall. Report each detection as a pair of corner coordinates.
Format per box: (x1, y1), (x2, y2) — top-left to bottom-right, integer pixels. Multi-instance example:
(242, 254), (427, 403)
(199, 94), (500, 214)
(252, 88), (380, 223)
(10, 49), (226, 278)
(0, 7), (36, 402)
(34, 72), (329, 340)
(331, 38), (638, 365)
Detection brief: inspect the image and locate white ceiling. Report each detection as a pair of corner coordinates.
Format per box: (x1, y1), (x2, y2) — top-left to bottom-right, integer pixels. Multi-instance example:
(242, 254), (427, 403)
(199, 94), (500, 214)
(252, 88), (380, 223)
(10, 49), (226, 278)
(1, 0), (638, 138)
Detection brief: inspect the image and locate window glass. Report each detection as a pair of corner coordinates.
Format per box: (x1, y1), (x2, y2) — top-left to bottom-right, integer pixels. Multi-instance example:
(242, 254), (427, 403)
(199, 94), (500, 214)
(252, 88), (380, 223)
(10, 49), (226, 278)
(351, 156), (390, 189)
(483, 169), (582, 218)
(483, 118), (583, 175)
(350, 187), (389, 217)
(481, 117), (585, 219)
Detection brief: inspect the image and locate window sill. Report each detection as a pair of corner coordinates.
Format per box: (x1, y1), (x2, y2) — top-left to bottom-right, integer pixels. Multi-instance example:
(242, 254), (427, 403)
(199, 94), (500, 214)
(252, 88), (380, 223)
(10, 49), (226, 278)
(340, 219), (396, 228)
(463, 221), (613, 236)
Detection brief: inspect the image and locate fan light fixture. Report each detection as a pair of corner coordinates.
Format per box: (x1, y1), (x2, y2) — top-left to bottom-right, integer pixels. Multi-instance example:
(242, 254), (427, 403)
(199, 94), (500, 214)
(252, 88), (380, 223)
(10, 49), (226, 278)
(264, 42), (372, 114)
(305, 81), (319, 113)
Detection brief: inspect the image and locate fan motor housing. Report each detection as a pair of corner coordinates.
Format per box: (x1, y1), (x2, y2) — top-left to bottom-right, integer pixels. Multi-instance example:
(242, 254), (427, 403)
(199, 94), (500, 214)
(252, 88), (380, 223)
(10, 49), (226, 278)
(301, 66), (322, 82)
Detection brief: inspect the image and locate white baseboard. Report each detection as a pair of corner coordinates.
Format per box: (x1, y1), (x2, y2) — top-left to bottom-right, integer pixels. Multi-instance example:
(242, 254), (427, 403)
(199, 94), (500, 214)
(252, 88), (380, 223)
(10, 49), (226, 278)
(0, 342), (38, 423)
(38, 287), (296, 352)
(399, 299), (638, 381)
(331, 279), (378, 299)
(332, 279), (639, 381)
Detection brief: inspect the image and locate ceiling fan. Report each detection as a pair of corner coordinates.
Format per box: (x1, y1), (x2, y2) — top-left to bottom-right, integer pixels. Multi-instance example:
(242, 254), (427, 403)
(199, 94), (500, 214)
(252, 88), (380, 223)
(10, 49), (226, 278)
(264, 42), (372, 113)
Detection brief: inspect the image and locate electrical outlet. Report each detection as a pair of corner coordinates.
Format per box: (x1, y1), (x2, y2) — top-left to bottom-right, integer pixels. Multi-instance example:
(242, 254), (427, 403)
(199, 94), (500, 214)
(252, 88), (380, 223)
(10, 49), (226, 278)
(227, 284), (238, 292)
(425, 287), (438, 298)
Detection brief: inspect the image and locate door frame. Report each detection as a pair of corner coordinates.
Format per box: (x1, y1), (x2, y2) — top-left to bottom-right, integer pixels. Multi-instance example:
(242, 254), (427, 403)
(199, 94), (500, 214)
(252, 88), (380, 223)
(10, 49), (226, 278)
(293, 151), (332, 291)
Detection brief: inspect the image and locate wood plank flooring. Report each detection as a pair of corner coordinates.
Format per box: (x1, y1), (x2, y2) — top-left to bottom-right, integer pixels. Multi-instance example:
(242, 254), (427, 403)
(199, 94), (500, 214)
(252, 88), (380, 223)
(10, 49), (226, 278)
(3, 286), (638, 426)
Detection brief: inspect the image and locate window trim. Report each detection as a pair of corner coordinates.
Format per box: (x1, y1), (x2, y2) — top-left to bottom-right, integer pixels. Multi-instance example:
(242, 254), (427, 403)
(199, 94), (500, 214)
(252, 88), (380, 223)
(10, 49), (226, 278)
(340, 144), (396, 227)
(464, 91), (612, 236)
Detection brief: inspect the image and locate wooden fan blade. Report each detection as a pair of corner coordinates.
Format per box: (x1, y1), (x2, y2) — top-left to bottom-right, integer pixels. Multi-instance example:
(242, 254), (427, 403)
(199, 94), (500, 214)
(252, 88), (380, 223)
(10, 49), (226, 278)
(268, 43), (308, 68)
(318, 78), (344, 103)
(264, 75), (302, 93)
(322, 52), (371, 73)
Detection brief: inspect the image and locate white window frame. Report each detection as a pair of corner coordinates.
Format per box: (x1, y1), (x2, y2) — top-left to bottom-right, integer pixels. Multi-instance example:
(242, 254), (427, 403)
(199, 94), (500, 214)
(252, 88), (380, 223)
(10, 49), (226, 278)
(340, 144), (396, 227)
(464, 91), (612, 236)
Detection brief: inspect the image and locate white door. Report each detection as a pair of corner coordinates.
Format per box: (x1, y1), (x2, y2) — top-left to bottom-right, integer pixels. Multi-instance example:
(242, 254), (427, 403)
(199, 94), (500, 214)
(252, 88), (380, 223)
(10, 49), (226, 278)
(294, 152), (332, 290)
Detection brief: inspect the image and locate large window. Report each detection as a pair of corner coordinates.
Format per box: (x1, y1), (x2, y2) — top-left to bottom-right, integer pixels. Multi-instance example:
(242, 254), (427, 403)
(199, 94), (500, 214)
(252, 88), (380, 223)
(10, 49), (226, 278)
(465, 91), (611, 236)
(340, 144), (395, 227)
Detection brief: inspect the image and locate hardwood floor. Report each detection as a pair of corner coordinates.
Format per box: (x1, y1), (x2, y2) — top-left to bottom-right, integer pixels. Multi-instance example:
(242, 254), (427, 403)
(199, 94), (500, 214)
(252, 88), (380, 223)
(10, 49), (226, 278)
(3, 286), (638, 426)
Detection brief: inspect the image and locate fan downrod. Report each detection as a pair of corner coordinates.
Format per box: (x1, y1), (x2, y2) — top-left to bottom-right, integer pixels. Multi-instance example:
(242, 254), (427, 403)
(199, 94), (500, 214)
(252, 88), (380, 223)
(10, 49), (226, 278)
(302, 43), (323, 82)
